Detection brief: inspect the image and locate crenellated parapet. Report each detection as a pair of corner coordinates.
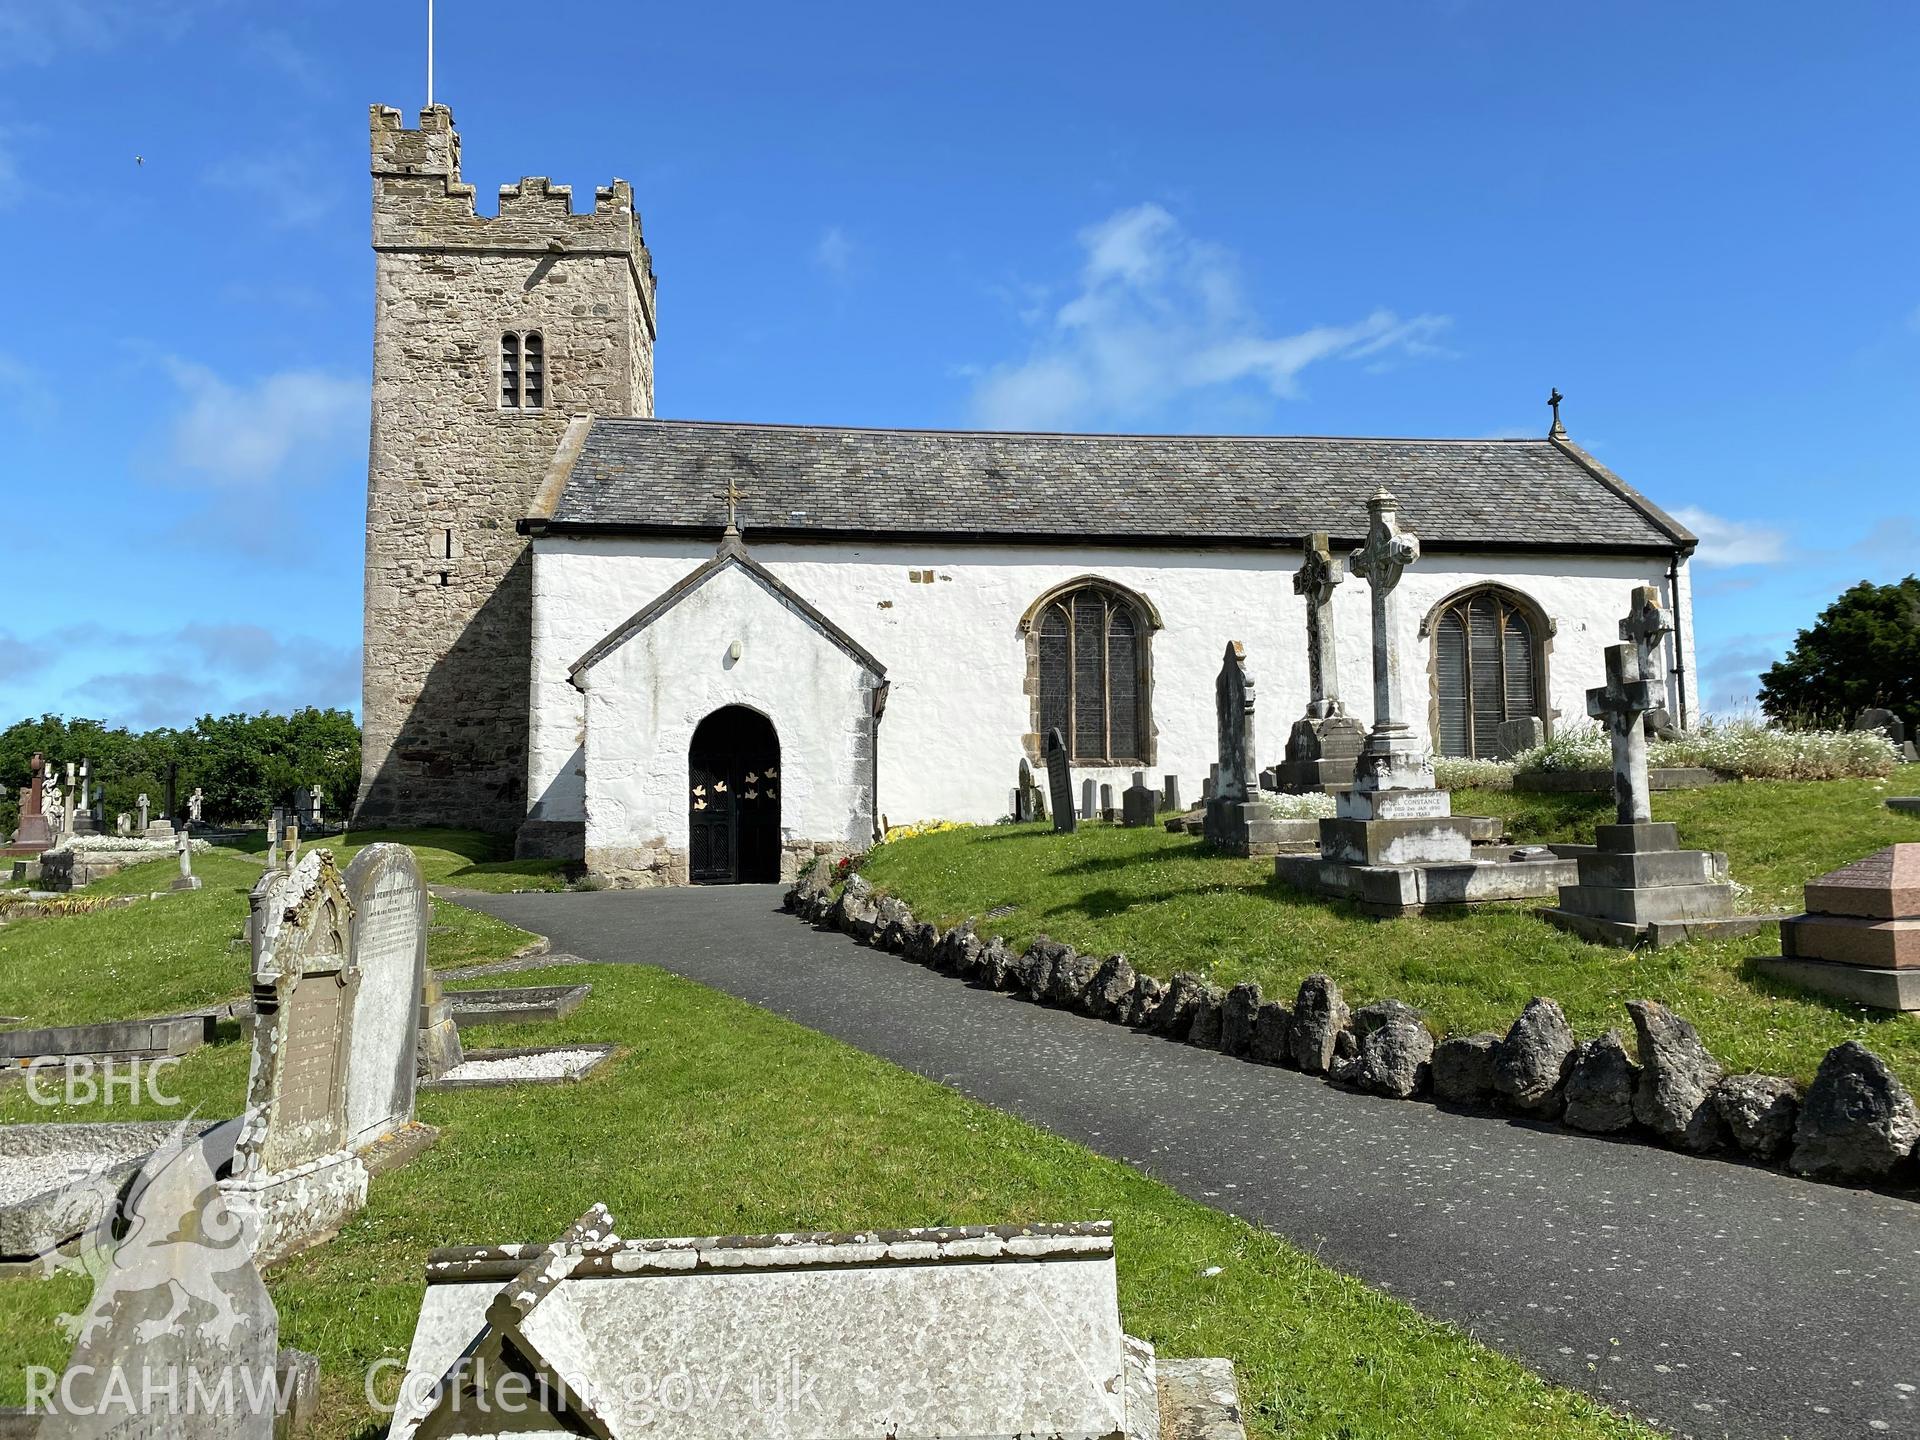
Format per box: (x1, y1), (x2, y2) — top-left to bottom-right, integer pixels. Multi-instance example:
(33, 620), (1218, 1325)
(369, 105), (656, 336)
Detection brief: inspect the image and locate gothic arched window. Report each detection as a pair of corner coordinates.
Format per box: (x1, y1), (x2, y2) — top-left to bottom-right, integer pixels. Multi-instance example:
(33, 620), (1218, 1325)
(1029, 581), (1154, 764)
(1430, 588), (1547, 759)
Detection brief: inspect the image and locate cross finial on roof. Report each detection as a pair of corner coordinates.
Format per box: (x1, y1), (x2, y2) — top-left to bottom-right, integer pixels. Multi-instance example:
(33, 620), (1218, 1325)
(722, 478), (743, 537)
(1547, 388), (1567, 440)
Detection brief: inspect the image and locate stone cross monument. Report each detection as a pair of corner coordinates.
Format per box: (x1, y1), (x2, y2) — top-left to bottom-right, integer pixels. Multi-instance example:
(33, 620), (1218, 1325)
(171, 828), (202, 892)
(1588, 642), (1654, 826)
(1274, 533), (1368, 792)
(1619, 583), (1678, 739)
(136, 793), (151, 832)
(1296, 533), (1345, 720)
(1344, 490), (1431, 801)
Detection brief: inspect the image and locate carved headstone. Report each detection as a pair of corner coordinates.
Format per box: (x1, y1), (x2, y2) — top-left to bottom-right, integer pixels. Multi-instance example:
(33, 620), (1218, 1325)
(1121, 772), (1157, 827)
(1044, 729), (1077, 834)
(116, 812), (131, 838)
(1492, 715), (1547, 760)
(1857, 708), (1920, 764)
(223, 850), (369, 1265)
(1014, 759), (1039, 823)
(188, 788), (205, 825)
(342, 844), (428, 1149)
(137, 793), (151, 833)
(1214, 642), (1256, 803)
(1276, 541), (1368, 790)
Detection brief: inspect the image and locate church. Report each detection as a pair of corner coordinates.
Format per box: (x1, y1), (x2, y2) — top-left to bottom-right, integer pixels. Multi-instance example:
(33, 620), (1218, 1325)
(355, 105), (1700, 886)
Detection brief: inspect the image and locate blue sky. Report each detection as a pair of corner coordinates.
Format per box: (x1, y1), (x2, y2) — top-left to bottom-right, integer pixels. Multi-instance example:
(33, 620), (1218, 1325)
(1, 1), (1915, 730)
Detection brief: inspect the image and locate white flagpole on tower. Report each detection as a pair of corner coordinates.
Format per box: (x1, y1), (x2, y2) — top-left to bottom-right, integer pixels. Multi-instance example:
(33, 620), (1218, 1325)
(427, 0), (435, 107)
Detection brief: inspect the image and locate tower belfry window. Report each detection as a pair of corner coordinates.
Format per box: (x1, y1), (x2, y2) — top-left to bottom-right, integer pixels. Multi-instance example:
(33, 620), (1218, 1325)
(500, 330), (545, 410)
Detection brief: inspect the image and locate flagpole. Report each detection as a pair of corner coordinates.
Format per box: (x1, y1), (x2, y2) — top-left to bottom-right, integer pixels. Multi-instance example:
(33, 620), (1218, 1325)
(427, 0), (435, 107)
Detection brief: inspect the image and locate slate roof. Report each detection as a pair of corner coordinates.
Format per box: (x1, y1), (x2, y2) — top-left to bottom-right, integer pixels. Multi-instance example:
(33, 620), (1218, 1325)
(534, 418), (1695, 554)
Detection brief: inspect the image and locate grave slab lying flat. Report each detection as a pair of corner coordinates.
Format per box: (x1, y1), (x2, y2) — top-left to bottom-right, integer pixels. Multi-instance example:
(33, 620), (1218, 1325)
(457, 884), (1920, 1440)
(421, 1044), (616, 1090)
(447, 983), (592, 1026)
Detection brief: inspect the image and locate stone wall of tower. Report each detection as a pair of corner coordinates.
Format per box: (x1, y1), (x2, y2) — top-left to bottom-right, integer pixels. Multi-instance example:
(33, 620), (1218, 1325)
(356, 104), (656, 832)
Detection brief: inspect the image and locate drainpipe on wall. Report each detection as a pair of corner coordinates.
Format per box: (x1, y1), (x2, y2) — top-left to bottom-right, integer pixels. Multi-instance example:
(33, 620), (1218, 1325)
(1667, 549), (1692, 727)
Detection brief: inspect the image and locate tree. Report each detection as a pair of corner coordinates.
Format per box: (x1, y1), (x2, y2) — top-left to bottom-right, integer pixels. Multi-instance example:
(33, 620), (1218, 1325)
(1, 709), (361, 836)
(1758, 576), (1920, 727)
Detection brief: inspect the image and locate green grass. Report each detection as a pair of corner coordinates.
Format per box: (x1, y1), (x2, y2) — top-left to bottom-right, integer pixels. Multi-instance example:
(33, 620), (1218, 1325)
(224, 827), (573, 893)
(0, 962), (1647, 1440)
(857, 771), (1920, 1084)
(0, 831), (555, 1032)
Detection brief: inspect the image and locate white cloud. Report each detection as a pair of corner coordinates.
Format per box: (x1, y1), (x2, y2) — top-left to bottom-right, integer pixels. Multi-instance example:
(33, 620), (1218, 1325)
(1670, 506), (1788, 568)
(161, 359), (362, 489)
(0, 0), (224, 67)
(970, 202), (1451, 431)
(202, 150), (338, 228)
(813, 225), (854, 279)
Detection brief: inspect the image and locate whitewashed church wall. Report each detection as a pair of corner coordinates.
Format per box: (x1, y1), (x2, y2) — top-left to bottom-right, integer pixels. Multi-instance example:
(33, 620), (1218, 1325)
(575, 561), (879, 882)
(531, 537), (1676, 831)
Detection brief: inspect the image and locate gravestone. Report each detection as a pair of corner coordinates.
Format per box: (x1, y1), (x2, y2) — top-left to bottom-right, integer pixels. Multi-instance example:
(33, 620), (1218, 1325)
(1162, 774), (1182, 813)
(387, 1215), (1244, 1440)
(1274, 533), (1367, 792)
(341, 844), (429, 1149)
(1324, 491), (1474, 862)
(1044, 728), (1077, 835)
(1758, 845), (1920, 1010)
(222, 850), (370, 1265)
(42, 1117), (285, 1438)
(1856, 707), (1920, 764)
(1099, 782), (1115, 821)
(1619, 583), (1680, 739)
(266, 807), (285, 872)
(188, 788), (205, 825)
(1014, 759), (1038, 822)
(1122, 772), (1157, 827)
(115, 812), (131, 838)
(1540, 632), (1777, 948)
(1492, 715), (1546, 759)
(1080, 778), (1097, 821)
(306, 784), (324, 829)
(1203, 642), (1297, 856)
(171, 828), (202, 892)
(137, 793), (151, 832)
(71, 758), (97, 835)
(13, 752), (51, 852)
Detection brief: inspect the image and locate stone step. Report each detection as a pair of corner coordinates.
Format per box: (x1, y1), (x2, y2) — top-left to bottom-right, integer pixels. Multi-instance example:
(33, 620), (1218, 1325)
(1782, 913), (1920, 969)
(1555, 881), (1742, 925)
(1573, 847), (1725, 890)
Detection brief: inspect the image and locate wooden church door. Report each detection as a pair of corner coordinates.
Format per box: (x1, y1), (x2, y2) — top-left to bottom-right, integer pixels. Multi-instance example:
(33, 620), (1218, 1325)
(688, 706), (781, 884)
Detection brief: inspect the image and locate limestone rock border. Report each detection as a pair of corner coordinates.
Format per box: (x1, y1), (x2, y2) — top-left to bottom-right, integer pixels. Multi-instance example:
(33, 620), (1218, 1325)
(788, 864), (1920, 1196)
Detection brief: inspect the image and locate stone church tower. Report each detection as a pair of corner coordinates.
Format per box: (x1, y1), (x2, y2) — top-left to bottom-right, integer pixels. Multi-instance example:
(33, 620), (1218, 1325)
(356, 105), (657, 831)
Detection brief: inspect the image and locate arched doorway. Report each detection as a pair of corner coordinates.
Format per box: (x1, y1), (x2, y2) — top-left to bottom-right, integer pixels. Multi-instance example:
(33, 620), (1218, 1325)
(688, 706), (781, 884)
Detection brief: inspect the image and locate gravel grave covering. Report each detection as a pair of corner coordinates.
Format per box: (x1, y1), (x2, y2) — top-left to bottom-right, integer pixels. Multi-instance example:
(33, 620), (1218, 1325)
(439, 1048), (605, 1083)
